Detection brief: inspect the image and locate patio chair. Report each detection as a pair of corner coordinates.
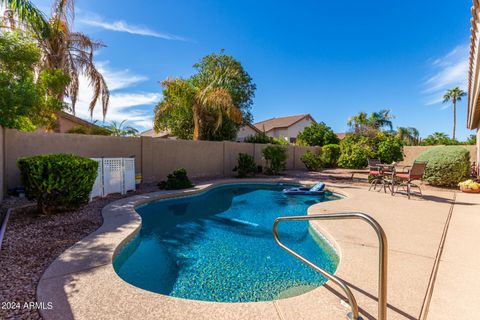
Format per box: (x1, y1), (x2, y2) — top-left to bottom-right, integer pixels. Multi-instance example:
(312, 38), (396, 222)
(368, 159), (383, 191)
(393, 161), (428, 199)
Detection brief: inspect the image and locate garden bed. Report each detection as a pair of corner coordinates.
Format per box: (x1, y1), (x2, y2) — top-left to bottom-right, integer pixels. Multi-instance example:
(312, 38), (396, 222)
(0, 184), (158, 320)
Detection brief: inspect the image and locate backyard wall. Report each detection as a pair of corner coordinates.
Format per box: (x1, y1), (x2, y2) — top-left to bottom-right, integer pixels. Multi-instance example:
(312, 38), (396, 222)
(0, 127), (4, 201)
(401, 145), (477, 165)
(1, 129), (319, 189)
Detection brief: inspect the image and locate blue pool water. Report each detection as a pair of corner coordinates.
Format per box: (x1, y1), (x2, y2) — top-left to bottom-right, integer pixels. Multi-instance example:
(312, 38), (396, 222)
(114, 183), (340, 302)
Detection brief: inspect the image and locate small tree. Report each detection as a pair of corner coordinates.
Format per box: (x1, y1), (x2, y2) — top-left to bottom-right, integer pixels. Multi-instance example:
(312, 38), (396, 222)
(262, 145), (288, 175)
(300, 151), (322, 171)
(321, 144), (341, 168)
(0, 31), (69, 130)
(297, 122), (339, 146)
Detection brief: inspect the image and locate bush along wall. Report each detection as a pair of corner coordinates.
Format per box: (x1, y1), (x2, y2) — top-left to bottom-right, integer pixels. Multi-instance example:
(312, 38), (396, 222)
(262, 145), (288, 175)
(300, 150), (322, 171)
(17, 154), (98, 215)
(416, 146), (470, 187)
(158, 168), (194, 190)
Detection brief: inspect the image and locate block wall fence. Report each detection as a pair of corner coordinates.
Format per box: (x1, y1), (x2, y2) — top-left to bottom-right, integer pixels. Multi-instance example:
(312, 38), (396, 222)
(0, 126), (477, 198)
(0, 128), (319, 191)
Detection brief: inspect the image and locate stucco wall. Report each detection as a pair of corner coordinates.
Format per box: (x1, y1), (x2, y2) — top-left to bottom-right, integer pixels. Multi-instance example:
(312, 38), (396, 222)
(141, 138), (224, 183)
(401, 145), (477, 165)
(5, 129), (142, 188)
(0, 127), (4, 201)
(477, 129), (480, 176)
(235, 126), (258, 142)
(2, 130), (319, 189)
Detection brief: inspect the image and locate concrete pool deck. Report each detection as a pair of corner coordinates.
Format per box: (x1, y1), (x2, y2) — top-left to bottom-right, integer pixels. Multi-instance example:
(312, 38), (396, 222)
(36, 178), (480, 320)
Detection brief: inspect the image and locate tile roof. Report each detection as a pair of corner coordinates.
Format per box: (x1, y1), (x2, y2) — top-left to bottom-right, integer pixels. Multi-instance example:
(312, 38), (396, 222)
(253, 114), (315, 132)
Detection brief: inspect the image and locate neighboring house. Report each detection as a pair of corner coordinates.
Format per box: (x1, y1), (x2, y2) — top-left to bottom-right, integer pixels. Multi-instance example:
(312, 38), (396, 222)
(336, 132), (347, 140)
(235, 123), (262, 142)
(253, 114), (316, 143)
(468, 2), (480, 177)
(38, 111), (102, 133)
(140, 124), (260, 141)
(140, 128), (176, 139)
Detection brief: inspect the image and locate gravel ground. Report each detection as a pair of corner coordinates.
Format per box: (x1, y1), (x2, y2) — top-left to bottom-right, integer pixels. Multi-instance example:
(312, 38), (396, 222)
(0, 183), (158, 320)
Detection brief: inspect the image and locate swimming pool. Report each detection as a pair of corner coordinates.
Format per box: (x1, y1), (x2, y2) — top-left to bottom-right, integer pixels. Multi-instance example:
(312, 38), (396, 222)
(114, 183), (340, 302)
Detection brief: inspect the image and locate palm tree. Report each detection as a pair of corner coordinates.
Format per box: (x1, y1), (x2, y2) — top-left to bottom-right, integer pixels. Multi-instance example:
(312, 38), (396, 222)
(1, 0), (109, 118)
(347, 112), (368, 134)
(443, 87), (466, 141)
(154, 73), (243, 141)
(396, 127), (420, 146)
(369, 109), (393, 131)
(347, 109), (394, 134)
(104, 120), (138, 137)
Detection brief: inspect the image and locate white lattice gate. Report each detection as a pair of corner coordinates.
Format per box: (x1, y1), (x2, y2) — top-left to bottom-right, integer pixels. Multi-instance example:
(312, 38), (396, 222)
(90, 157), (136, 200)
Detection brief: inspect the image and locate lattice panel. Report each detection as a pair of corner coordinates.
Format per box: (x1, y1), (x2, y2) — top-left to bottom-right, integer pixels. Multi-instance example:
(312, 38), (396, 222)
(123, 158), (136, 192)
(90, 158), (103, 199)
(103, 158), (123, 195)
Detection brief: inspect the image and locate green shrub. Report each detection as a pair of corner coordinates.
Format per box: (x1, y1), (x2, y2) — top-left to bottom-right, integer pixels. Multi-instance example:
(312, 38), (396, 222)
(416, 146), (470, 186)
(244, 133), (275, 144)
(338, 136), (375, 169)
(262, 145), (288, 175)
(377, 136), (404, 164)
(158, 168), (194, 190)
(89, 126), (112, 136)
(300, 151), (322, 171)
(234, 153), (257, 178)
(273, 136), (289, 145)
(17, 154), (98, 215)
(297, 122), (339, 146)
(67, 125), (112, 136)
(67, 125), (88, 134)
(321, 144), (340, 168)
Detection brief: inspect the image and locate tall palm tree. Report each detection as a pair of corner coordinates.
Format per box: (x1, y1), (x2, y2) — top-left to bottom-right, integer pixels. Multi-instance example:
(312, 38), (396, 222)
(155, 73), (243, 141)
(104, 120), (138, 137)
(443, 87), (466, 141)
(1, 0), (109, 118)
(369, 109), (393, 131)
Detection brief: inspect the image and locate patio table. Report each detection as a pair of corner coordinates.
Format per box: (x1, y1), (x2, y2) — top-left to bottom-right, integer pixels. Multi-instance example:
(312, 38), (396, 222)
(376, 164), (396, 195)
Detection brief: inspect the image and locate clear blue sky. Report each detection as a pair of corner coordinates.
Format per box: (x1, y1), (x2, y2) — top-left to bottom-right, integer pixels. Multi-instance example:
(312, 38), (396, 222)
(33, 0), (475, 139)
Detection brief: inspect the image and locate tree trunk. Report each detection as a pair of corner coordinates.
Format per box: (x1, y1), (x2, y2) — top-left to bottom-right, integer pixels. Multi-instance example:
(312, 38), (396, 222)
(192, 104), (201, 141)
(452, 99), (456, 141)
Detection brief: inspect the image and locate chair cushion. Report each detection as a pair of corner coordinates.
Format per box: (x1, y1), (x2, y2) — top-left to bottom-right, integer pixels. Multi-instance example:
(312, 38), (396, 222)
(369, 170), (381, 175)
(395, 173), (410, 179)
(310, 183), (325, 192)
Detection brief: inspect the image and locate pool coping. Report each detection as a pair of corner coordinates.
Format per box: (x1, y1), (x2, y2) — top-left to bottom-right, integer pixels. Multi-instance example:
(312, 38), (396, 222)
(37, 178), (354, 320)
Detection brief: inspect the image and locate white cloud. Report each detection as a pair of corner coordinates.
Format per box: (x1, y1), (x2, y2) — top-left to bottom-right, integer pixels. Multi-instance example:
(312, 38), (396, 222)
(424, 44), (468, 106)
(79, 16), (187, 41)
(70, 62), (161, 131)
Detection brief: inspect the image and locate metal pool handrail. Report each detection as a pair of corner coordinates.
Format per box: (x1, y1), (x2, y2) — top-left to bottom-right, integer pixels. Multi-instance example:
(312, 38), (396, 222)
(273, 212), (388, 320)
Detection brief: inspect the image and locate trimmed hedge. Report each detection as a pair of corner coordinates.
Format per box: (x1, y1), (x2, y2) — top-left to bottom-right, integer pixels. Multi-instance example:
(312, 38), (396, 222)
(17, 154), (98, 214)
(416, 146), (470, 186)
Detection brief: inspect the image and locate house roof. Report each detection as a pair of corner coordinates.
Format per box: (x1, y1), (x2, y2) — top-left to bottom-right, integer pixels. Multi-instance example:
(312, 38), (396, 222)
(57, 111), (100, 129)
(253, 114), (316, 132)
(468, 1), (480, 129)
(336, 132), (347, 140)
(244, 123), (262, 134)
(140, 128), (172, 138)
